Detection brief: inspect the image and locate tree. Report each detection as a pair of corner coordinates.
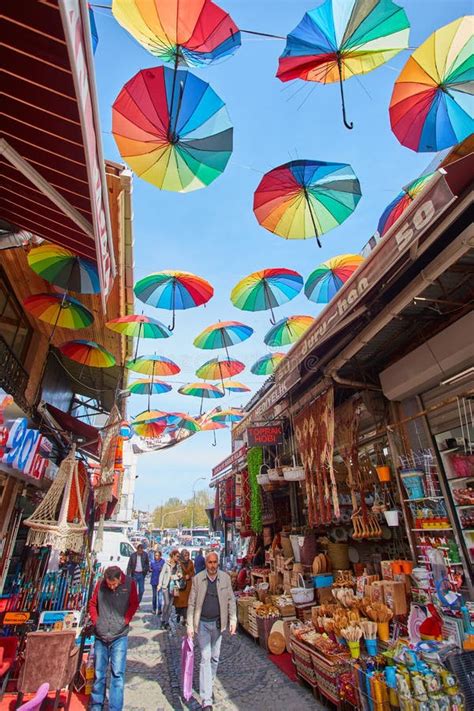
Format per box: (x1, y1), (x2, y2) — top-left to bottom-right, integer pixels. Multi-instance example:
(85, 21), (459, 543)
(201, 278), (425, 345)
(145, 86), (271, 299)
(152, 489), (213, 529)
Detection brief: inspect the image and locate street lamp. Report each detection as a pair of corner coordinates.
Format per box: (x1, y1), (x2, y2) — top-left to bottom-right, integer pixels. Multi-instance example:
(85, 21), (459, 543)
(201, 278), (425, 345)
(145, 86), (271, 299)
(191, 476), (206, 540)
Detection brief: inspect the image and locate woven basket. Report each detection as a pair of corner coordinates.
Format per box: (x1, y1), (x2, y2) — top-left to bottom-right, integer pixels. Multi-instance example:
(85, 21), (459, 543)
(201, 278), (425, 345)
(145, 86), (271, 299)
(257, 615), (280, 651)
(282, 466), (305, 482)
(256, 473), (269, 485)
(327, 542), (350, 570)
(268, 467), (285, 482)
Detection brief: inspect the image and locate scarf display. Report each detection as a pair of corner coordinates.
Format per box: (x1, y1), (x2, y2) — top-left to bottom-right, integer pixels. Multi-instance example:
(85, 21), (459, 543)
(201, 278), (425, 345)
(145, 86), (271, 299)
(240, 468), (252, 537)
(334, 397), (361, 512)
(223, 476), (236, 521)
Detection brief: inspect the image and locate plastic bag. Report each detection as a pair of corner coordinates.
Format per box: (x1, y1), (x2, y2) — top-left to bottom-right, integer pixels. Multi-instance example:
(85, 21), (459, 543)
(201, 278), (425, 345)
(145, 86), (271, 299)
(181, 636), (194, 701)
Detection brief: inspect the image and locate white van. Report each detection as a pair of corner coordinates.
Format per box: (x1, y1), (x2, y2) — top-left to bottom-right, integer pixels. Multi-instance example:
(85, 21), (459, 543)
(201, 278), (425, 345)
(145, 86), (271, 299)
(93, 530), (136, 573)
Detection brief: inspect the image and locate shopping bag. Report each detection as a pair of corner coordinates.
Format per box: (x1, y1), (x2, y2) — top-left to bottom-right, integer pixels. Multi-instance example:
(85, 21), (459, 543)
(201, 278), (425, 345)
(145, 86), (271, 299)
(181, 635), (194, 701)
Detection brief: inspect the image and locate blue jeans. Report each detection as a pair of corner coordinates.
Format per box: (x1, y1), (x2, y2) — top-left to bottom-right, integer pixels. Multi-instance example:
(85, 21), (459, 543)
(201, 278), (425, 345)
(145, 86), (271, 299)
(197, 620), (222, 707)
(151, 584), (163, 612)
(90, 636), (128, 711)
(133, 572), (145, 601)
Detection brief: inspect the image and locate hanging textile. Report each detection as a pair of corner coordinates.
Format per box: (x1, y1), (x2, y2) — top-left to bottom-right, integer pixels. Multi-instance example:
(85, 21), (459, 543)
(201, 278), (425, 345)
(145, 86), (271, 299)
(294, 387), (337, 527)
(247, 447), (263, 533)
(240, 468), (252, 537)
(223, 476), (235, 522)
(67, 460), (89, 523)
(214, 483), (220, 520)
(95, 405), (122, 505)
(334, 397), (361, 512)
(24, 447), (87, 552)
(218, 479), (227, 520)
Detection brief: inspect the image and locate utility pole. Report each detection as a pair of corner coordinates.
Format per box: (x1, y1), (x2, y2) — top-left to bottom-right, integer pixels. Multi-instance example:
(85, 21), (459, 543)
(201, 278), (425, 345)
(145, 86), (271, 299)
(191, 477), (206, 541)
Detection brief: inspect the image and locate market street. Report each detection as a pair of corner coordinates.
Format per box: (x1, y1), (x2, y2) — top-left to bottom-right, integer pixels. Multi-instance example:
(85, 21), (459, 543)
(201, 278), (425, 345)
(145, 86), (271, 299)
(124, 591), (324, 711)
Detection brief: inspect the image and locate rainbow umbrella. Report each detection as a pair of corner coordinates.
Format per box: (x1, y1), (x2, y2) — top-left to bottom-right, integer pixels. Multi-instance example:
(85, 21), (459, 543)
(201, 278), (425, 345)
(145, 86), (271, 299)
(112, 66), (233, 193)
(126, 354), (180, 376)
(390, 16), (473, 152)
(166, 413), (201, 433)
(231, 268), (303, 324)
(193, 321), (253, 360)
(23, 294), (94, 339)
(27, 244), (100, 294)
(106, 314), (171, 339)
(132, 418), (167, 439)
(127, 379), (172, 395)
(377, 173), (436, 237)
(277, 0), (410, 129)
(133, 409), (168, 423)
(264, 315), (314, 347)
(305, 254), (364, 303)
(199, 417), (227, 446)
(134, 270), (214, 331)
(254, 160), (361, 247)
(223, 380), (251, 393)
(112, 0), (241, 68)
(210, 408), (244, 424)
(196, 357), (245, 390)
(179, 382), (224, 414)
(58, 340), (115, 368)
(250, 352), (286, 376)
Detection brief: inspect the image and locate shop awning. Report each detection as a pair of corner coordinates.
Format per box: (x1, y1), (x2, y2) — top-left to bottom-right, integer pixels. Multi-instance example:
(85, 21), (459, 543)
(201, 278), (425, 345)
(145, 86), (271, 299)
(39, 402), (100, 458)
(1, 0), (115, 303)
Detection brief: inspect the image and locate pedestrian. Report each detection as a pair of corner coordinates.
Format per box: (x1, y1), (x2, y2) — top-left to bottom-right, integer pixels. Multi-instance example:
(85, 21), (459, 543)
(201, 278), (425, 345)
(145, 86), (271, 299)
(194, 547), (206, 574)
(187, 551), (237, 711)
(157, 548), (182, 630)
(126, 543), (149, 603)
(174, 549), (194, 624)
(88, 565), (139, 711)
(150, 550), (165, 614)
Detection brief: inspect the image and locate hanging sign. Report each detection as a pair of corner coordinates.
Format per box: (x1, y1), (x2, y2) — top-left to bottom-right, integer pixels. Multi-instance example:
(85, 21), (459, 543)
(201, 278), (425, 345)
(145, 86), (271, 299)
(0, 418), (53, 481)
(247, 425), (283, 447)
(212, 445), (247, 478)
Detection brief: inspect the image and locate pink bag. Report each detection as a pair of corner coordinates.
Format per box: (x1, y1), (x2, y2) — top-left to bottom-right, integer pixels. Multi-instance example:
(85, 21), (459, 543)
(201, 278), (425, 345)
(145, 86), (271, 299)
(181, 636), (194, 701)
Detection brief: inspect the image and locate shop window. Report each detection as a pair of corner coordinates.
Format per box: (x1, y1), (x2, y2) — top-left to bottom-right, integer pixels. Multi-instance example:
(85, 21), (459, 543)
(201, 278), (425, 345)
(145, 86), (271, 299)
(120, 542), (134, 557)
(0, 269), (32, 361)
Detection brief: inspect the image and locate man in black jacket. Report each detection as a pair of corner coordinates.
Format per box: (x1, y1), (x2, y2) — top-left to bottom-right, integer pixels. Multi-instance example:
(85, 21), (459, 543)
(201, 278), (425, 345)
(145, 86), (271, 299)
(89, 566), (139, 711)
(126, 544), (149, 602)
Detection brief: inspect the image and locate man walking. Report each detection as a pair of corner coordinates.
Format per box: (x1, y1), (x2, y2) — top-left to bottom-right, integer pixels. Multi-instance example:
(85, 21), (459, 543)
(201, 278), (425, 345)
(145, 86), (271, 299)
(89, 566), (139, 711)
(187, 552), (236, 711)
(127, 543), (149, 602)
(150, 549), (165, 614)
(194, 548), (206, 574)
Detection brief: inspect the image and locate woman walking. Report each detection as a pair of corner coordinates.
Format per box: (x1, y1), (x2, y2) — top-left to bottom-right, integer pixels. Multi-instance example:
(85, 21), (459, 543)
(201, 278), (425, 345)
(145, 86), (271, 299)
(150, 550), (164, 615)
(174, 549), (194, 625)
(157, 549), (182, 630)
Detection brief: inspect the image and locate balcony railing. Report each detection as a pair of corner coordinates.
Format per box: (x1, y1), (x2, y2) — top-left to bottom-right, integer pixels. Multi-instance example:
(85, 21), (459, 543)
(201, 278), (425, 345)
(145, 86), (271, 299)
(0, 334), (30, 413)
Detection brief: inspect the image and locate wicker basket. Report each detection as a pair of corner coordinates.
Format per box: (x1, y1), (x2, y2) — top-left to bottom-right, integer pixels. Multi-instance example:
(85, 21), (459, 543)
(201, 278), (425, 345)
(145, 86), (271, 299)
(327, 542), (350, 570)
(257, 614), (280, 651)
(268, 467), (285, 482)
(282, 466), (305, 482)
(256, 473), (269, 486)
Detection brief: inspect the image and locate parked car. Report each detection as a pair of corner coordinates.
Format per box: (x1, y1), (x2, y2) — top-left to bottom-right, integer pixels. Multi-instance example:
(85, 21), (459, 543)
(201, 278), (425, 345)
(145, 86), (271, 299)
(93, 531), (135, 573)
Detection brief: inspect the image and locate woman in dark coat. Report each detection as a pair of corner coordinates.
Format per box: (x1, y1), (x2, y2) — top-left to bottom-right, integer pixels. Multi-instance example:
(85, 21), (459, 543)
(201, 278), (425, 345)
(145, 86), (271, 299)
(173, 549), (194, 624)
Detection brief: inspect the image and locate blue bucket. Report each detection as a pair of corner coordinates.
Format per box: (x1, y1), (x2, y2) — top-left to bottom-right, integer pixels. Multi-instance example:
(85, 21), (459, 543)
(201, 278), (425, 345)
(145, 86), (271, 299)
(312, 573), (334, 588)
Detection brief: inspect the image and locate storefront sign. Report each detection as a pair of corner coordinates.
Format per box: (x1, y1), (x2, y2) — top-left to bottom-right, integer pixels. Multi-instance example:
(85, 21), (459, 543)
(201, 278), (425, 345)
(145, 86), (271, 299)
(1, 418), (53, 482)
(212, 445), (247, 478)
(3, 611), (30, 625)
(247, 425), (283, 446)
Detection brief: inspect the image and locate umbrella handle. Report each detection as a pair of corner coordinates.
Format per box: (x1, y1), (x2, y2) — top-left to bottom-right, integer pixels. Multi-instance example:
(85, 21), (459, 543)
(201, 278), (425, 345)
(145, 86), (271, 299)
(212, 431), (217, 447)
(337, 56), (353, 130)
(168, 281), (176, 331)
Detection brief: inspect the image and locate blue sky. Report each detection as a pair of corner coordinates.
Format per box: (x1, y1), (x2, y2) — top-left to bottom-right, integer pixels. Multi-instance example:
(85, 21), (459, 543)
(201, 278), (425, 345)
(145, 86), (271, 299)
(93, 0), (470, 509)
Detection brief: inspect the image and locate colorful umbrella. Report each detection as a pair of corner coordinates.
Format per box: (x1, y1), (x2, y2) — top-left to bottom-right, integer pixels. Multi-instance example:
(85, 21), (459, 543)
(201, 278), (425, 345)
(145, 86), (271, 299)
(250, 352), (286, 376)
(166, 413), (201, 433)
(222, 380), (251, 393)
(179, 382), (224, 414)
(133, 409), (168, 424)
(199, 417), (227, 446)
(112, 0), (241, 68)
(27, 244), (100, 294)
(106, 314), (171, 339)
(377, 173), (436, 237)
(390, 16), (473, 152)
(58, 340), (115, 368)
(264, 315), (314, 347)
(23, 294), (94, 338)
(193, 321), (253, 360)
(231, 268), (303, 324)
(277, 0), (410, 129)
(210, 408), (244, 424)
(127, 379), (173, 395)
(126, 354), (180, 376)
(196, 357), (245, 382)
(132, 420), (167, 439)
(134, 270), (214, 331)
(112, 66), (233, 192)
(254, 160), (361, 247)
(305, 254), (364, 303)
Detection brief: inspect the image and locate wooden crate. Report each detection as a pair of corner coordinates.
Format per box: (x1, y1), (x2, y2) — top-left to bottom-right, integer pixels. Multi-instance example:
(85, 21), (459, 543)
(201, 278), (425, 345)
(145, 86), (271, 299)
(290, 636), (318, 688)
(247, 602), (261, 639)
(237, 597), (256, 631)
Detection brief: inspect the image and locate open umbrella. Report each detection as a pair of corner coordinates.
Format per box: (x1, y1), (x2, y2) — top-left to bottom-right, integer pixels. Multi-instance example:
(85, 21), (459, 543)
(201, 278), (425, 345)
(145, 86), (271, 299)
(264, 315), (314, 347)
(193, 321), (253, 360)
(112, 0), (241, 68)
(199, 418), (227, 447)
(127, 379), (172, 395)
(222, 380), (251, 393)
(277, 0), (410, 129)
(390, 16), (473, 152)
(58, 340), (115, 368)
(178, 382), (224, 414)
(112, 66), (233, 192)
(27, 244), (100, 294)
(24, 293), (94, 340)
(106, 314), (171, 359)
(250, 352), (286, 376)
(305, 254), (364, 303)
(377, 173), (436, 237)
(134, 270), (214, 331)
(166, 413), (202, 433)
(210, 408), (244, 424)
(133, 421), (167, 438)
(196, 357), (245, 390)
(231, 268), (303, 324)
(254, 160), (361, 247)
(126, 355), (180, 376)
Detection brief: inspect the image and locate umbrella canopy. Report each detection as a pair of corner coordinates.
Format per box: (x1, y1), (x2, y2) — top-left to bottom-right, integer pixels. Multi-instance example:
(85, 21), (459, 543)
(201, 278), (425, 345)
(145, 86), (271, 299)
(210, 408), (244, 423)
(264, 315), (314, 347)
(277, 0), (410, 129)
(24, 293), (94, 330)
(250, 352), (287, 376)
(179, 383), (224, 399)
(106, 314), (171, 339)
(200, 419), (227, 431)
(305, 254), (364, 303)
(132, 420), (167, 438)
(193, 321), (253, 359)
(196, 357), (245, 381)
(254, 160), (361, 247)
(377, 173), (437, 237)
(58, 340), (115, 368)
(231, 267), (303, 323)
(166, 413), (201, 432)
(27, 244), (100, 294)
(127, 379), (173, 395)
(126, 354), (180, 376)
(112, 0), (241, 67)
(134, 270), (214, 330)
(390, 16), (473, 152)
(133, 409), (169, 424)
(112, 66), (233, 192)
(223, 380), (251, 393)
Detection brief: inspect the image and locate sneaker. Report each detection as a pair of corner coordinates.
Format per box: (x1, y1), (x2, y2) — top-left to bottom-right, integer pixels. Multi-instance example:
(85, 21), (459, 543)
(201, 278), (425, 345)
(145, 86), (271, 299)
(157, 609), (162, 615)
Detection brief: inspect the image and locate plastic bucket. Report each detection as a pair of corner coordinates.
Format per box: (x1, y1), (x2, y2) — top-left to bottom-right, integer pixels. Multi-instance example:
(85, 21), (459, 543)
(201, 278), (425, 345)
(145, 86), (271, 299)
(348, 641), (360, 659)
(391, 560), (404, 574)
(377, 622), (390, 641)
(376, 466), (391, 482)
(401, 560), (414, 574)
(365, 639), (378, 656)
(384, 510), (399, 527)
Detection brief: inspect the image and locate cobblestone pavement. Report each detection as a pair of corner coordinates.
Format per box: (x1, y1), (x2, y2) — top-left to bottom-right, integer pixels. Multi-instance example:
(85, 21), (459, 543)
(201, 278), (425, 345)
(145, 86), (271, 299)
(124, 589), (328, 711)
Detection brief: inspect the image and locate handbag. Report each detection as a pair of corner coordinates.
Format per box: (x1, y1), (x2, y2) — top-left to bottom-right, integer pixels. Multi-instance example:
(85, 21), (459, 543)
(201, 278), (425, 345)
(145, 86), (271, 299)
(177, 577), (187, 591)
(181, 636), (194, 701)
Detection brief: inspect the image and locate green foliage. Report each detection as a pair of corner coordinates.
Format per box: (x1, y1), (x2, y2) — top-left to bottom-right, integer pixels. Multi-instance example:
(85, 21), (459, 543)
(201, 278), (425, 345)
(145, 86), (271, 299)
(151, 489), (213, 529)
(247, 447), (263, 534)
